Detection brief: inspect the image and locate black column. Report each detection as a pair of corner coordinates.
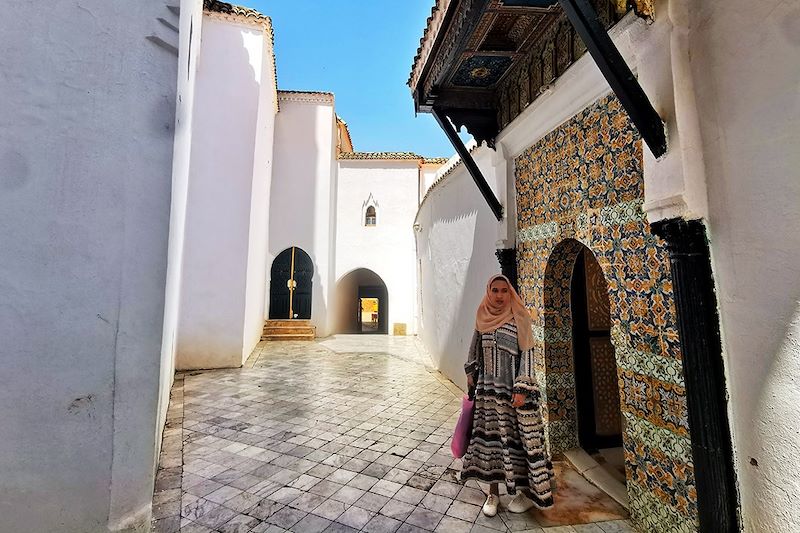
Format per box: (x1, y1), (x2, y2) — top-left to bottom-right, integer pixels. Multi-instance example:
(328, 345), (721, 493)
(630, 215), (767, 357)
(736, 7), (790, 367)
(495, 248), (518, 291)
(650, 218), (739, 533)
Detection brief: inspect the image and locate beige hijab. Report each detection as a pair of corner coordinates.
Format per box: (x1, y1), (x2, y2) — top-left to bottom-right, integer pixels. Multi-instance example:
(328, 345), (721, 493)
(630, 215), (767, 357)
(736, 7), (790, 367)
(475, 274), (534, 351)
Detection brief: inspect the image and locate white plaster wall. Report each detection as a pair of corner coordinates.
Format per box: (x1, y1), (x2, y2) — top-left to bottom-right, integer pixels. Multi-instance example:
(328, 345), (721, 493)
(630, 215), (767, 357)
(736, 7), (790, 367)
(176, 16), (272, 369)
(415, 147), (503, 386)
(420, 164), (441, 203)
(155, 0), (203, 510)
(242, 29), (278, 362)
(336, 161), (421, 334)
(685, 1), (800, 529)
(0, 0), (182, 530)
(269, 95), (337, 336)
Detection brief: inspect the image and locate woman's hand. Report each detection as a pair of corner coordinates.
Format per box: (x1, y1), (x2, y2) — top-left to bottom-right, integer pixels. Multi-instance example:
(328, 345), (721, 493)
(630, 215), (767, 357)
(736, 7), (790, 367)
(467, 374), (475, 390)
(512, 393), (525, 408)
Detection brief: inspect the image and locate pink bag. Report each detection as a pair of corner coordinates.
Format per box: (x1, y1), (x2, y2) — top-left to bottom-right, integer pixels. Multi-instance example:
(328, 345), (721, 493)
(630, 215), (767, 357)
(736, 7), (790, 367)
(450, 395), (475, 458)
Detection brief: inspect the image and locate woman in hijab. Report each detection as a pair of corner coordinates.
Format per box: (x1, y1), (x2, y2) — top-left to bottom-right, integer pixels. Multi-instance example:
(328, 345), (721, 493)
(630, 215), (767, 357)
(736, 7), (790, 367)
(462, 274), (555, 517)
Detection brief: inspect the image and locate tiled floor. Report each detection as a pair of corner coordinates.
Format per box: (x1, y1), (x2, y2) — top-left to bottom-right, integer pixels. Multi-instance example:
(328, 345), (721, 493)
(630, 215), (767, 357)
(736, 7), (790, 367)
(152, 336), (634, 533)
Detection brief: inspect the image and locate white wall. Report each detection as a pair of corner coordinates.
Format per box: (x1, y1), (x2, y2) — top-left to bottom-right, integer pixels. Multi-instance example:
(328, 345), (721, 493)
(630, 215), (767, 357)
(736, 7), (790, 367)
(155, 0), (203, 513)
(176, 15), (275, 370)
(242, 29), (278, 361)
(415, 147), (504, 385)
(336, 161), (422, 334)
(0, 0), (183, 530)
(269, 94), (338, 335)
(686, 0), (800, 529)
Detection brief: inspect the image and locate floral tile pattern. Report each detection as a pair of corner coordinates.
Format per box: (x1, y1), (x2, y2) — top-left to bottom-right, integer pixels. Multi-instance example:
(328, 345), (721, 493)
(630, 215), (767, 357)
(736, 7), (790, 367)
(514, 94), (699, 531)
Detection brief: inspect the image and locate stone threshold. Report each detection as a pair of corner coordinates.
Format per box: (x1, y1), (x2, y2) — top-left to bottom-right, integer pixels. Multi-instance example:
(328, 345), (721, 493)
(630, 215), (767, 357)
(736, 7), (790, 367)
(564, 448), (629, 510)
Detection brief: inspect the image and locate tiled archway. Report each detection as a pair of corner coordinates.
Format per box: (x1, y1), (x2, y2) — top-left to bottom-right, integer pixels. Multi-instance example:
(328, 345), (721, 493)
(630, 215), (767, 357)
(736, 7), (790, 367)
(516, 94), (699, 531)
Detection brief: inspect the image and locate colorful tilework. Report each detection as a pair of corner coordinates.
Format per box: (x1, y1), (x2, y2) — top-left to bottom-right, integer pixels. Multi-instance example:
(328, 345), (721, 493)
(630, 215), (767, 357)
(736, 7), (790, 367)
(514, 94), (698, 531)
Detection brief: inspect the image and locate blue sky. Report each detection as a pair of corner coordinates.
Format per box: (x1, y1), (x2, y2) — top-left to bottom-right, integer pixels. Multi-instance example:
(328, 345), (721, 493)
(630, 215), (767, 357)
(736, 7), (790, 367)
(249, 0), (465, 158)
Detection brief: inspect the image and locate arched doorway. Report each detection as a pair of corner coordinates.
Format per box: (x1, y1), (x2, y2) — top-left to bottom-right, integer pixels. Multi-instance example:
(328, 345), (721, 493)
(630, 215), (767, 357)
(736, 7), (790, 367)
(544, 239), (625, 485)
(571, 248), (623, 457)
(269, 247), (313, 319)
(335, 269), (388, 334)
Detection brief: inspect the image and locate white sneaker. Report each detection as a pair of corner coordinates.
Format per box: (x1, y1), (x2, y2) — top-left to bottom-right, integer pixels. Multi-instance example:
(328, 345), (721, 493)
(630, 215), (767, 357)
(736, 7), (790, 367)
(507, 493), (535, 513)
(482, 494), (500, 517)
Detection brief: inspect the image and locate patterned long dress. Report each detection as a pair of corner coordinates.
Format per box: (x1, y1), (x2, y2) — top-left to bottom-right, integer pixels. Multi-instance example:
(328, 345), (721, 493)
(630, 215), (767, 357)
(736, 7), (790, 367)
(462, 321), (555, 508)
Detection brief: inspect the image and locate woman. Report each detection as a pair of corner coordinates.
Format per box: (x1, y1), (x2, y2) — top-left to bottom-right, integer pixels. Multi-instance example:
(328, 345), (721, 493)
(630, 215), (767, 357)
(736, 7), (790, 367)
(462, 274), (555, 517)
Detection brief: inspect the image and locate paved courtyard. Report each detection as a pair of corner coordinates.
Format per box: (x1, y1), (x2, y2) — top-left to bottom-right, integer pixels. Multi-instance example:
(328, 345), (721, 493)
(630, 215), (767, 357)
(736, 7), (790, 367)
(151, 336), (633, 533)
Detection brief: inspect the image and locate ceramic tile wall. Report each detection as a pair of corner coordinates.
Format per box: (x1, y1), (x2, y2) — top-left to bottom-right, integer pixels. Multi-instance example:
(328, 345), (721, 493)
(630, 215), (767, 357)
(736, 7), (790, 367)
(514, 94), (699, 532)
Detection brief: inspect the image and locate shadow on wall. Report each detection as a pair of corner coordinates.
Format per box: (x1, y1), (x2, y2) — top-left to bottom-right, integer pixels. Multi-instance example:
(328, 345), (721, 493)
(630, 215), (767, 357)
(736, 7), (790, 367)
(266, 98), (327, 330)
(417, 190), (502, 389)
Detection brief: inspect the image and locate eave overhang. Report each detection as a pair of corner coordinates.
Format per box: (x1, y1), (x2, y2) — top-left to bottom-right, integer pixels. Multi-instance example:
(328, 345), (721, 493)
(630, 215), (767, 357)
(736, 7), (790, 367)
(408, 0), (662, 154)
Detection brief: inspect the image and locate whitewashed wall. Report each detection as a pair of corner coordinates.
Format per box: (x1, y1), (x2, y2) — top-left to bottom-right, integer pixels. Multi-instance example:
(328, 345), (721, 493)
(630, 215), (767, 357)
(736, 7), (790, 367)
(686, 0), (800, 529)
(0, 0), (185, 530)
(270, 93), (338, 336)
(336, 160), (422, 334)
(176, 15), (276, 370)
(415, 147), (504, 386)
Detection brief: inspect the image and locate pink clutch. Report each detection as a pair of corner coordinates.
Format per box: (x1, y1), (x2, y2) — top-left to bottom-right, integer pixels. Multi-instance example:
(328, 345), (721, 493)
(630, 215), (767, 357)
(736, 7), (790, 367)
(450, 395), (475, 458)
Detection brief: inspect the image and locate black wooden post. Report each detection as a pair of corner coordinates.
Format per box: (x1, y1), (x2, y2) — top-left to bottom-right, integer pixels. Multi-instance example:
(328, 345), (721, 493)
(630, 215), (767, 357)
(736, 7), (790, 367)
(650, 218), (740, 533)
(432, 107), (504, 221)
(495, 248), (518, 290)
(557, 0), (667, 158)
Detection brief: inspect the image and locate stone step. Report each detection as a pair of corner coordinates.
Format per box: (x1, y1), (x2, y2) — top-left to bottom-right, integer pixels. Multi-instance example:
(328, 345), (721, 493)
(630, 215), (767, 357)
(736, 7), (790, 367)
(264, 319), (312, 327)
(261, 333), (316, 341)
(262, 326), (314, 336)
(262, 320), (315, 341)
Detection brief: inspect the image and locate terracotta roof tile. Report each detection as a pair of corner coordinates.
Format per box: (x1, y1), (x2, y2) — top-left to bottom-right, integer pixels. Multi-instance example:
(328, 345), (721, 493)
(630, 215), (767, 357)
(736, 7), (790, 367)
(203, 0), (270, 23)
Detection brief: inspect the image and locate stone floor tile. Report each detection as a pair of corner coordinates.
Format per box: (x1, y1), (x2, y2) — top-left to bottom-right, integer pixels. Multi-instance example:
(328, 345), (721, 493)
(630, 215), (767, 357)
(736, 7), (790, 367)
(331, 485), (366, 505)
(420, 492), (453, 514)
(394, 486), (427, 505)
(407, 475), (437, 491)
(216, 513), (261, 533)
(327, 468), (359, 485)
(265, 506), (307, 529)
(598, 521), (636, 533)
(247, 499), (285, 521)
(223, 491), (261, 514)
(396, 522), (431, 533)
(430, 480), (462, 499)
(348, 473), (380, 491)
(193, 503), (238, 529)
(447, 500), (481, 522)
(379, 499), (416, 521)
(436, 516), (474, 533)
(363, 513), (403, 533)
(541, 527), (575, 533)
(372, 479), (404, 498)
(572, 524), (605, 533)
(323, 522), (360, 533)
(456, 486), (486, 506)
(205, 485), (243, 504)
(293, 513), (333, 533)
(267, 487), (304, 505)
(362, 462), (393, 478)
(405, 507), (444, 530)
(355, 491), (390, 512)
(337, 505), (376, 529)
(313, 499), (349, 521)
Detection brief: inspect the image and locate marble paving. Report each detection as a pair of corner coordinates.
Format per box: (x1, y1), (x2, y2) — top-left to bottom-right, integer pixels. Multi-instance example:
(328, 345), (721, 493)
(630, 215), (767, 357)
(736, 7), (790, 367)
(151, 336), (634, 533)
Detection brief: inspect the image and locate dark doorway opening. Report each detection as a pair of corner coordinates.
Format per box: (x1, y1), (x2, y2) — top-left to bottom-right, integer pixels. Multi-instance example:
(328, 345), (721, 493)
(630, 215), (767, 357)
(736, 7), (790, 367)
(570, 248), (622, 450)
(335, 269), (389, 334)
(269, 247), (313, 320)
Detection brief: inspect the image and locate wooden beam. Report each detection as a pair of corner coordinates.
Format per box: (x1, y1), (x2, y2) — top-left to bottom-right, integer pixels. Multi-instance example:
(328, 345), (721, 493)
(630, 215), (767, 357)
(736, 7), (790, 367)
(433, 107), (504, 221)
(558, 0), (667, 157)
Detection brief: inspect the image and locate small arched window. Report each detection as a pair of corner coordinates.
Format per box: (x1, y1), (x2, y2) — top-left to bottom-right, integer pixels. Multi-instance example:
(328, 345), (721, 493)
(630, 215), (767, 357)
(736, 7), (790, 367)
(365, 206), (377, 226)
